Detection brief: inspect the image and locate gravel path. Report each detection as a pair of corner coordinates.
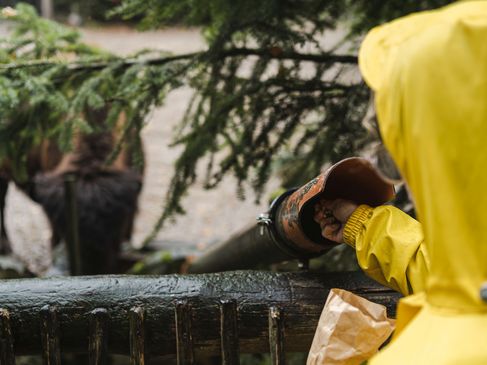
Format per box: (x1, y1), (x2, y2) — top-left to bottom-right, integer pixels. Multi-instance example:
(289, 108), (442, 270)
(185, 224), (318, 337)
(4, 25), (276, 274)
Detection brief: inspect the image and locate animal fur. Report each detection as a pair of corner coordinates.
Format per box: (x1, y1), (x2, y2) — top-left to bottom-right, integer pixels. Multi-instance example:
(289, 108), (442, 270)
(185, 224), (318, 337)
(0, 109), (143, 274)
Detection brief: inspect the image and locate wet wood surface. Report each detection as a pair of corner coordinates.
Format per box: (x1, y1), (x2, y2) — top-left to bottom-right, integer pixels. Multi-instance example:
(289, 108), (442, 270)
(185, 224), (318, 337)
(268, 306), (285, 365)
(219, 300), (239, 365)
(129, 307), (146, 365)
(0, 271), (400, 358)
(40, 305), (61, 365)
(0, 308), (15, 365)
(175, 300), (194, 365)
(89, 308), (109, 365)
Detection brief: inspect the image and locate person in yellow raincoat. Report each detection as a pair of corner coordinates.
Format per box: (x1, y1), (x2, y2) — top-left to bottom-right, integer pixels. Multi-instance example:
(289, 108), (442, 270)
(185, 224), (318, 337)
(314, 1), (487, 363)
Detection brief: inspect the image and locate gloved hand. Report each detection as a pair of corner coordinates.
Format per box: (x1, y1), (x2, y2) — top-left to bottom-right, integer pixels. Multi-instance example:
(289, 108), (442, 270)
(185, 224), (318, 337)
(313, 198), (358, 243)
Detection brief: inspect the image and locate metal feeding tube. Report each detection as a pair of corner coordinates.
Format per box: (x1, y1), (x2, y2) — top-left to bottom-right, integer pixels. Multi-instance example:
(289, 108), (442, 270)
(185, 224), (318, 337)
(188, 157), (395, 274)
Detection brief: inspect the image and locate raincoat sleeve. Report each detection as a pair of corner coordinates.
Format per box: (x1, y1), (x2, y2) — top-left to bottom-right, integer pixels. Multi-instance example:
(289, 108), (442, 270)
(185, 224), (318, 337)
(343, 205), (429, 296)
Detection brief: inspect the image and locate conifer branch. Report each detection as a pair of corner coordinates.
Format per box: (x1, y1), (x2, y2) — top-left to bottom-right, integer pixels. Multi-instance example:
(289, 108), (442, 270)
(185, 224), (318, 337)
(0, 48), (356, 73)
(219, 48), (357, 64)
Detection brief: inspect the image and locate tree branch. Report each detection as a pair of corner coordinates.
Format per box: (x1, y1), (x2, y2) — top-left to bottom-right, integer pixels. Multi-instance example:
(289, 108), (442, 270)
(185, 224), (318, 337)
(0, 48), (357, 73)
(221, 47), (357, 64)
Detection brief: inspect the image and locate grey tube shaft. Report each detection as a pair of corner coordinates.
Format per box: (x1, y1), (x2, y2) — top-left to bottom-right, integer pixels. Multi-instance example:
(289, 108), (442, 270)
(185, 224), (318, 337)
(187, 224), (295, 274)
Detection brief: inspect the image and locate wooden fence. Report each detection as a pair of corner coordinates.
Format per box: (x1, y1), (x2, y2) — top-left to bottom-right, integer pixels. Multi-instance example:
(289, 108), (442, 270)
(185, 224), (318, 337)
(0, 271), (400, 364)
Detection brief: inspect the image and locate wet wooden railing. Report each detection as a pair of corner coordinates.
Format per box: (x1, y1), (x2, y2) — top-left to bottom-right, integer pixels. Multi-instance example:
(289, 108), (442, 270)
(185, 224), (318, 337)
(0, 271), (400, 364)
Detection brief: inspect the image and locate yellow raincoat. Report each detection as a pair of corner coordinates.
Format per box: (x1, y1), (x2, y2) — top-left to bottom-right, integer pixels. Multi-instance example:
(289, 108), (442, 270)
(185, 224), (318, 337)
(343, 1), (487, 363)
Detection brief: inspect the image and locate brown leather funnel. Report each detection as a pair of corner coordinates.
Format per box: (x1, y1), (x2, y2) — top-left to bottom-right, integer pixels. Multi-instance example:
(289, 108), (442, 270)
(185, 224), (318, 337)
(267, 157), (396, 256)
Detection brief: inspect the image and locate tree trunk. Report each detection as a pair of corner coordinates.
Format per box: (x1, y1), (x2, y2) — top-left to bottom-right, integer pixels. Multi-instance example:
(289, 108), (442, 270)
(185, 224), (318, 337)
(40, 0), (53, 19)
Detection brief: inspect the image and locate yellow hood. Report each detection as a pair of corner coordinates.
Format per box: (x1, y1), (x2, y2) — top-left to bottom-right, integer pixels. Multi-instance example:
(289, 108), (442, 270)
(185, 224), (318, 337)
(360, 0), (487, 312)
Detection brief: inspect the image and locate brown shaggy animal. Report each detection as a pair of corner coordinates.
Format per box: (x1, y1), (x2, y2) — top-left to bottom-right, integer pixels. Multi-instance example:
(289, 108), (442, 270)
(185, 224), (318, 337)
(0, 108), (143, 274)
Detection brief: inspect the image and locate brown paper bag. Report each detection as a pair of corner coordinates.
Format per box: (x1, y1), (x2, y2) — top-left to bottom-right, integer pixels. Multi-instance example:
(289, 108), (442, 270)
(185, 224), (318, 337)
(307, 288), (395, 365)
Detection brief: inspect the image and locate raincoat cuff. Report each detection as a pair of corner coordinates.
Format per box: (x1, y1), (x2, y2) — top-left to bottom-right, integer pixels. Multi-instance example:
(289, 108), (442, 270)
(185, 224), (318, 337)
(343, 205), (374, 247)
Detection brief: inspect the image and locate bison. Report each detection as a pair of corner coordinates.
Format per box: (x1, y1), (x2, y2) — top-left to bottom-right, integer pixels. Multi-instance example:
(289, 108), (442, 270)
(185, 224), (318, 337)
(0, 108), (143, 274)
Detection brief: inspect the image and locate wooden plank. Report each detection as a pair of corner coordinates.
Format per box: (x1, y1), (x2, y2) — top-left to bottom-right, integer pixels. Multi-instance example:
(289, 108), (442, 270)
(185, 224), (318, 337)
(129, 307), (145, 365)
(40, 305), (61, 365)
(219, 300), (239, 365)
(89, 308), (109, 365)
(268, 306), (285, 365)
(0, 308), (15, 365)
(175, 300), (194, 365)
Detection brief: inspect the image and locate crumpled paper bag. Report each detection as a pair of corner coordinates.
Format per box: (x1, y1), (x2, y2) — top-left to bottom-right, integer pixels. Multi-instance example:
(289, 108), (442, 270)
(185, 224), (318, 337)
(307, 288), (395, 365)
